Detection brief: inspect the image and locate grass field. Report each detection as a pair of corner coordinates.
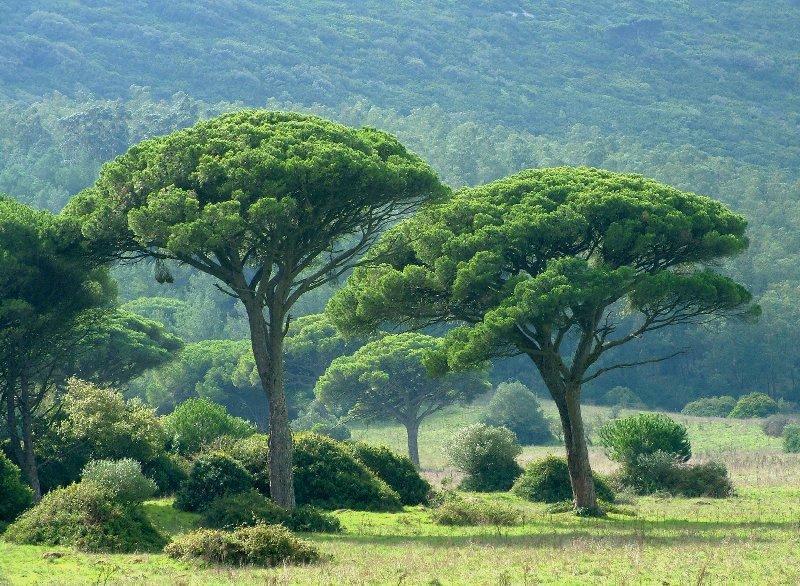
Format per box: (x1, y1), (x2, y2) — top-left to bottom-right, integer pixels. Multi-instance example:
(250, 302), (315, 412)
(2, 404), (798, 585)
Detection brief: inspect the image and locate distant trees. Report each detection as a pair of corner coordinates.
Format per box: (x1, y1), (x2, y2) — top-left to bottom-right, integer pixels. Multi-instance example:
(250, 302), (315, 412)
(330, 167), (756, 514)
(316, 333), (489, 466)
(66, 110), (446, 507)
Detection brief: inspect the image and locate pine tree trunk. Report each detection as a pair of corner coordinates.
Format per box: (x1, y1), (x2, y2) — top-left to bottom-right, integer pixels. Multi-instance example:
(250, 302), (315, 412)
(244, 300), (295, 509)
(19, 375), (41, 500)
(405, 419), (421, 468)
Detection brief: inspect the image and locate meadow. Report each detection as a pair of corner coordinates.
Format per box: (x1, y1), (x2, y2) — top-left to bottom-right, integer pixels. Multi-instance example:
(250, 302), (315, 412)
(2, 402), (798, 585)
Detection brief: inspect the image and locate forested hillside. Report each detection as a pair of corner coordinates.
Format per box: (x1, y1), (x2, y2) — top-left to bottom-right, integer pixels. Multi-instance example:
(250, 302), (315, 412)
(2, 0), (799, 408)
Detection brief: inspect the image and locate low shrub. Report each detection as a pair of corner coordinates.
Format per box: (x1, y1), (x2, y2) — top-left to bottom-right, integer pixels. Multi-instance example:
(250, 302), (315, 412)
(142, 452), (190, 495)
(728, 392), (779, 418)
(174, 452), (253, 512)
(430, 494), (520, 526)
(482, 381), (554, 445)
(81, 459), (157, 503)
(4, 482), (166, 552)
(227, 434), (270, 495)
(164, 524), (319, 567)
(348, 442), (430, 505)
(783, 424), (800, 453)
(0, 453), (33, 523)
(681, 396), (737, 417)
(201, 490), (341, 533)
(293, 433), (402, 511)
(672, 461), (734, 497)
(164, 398), (255, 456)
(511, 456), (615, 503)
(761, 414), (798, 437)
(598, 413), (691, 465)
(446, 424), (523, 492)
(618, 451), (733, 497)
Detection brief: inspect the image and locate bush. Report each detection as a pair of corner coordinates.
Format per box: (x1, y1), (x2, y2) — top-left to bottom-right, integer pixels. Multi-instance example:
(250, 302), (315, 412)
(142, 452), (190, 495)
(348, 442), (430, 505)
(81, 459), (157, 503)
(618, 451), (733, 497)
(681, 396), (736, 417)
(482, 381), (554, 445)
(430, 494), (520, 526)
(673, 461), (734, 497)
(293, 433), (402, 511)
(729, 392), (780, 418)
(201, 490), (341, 533)
(174, 452), (253, 512)
(164, 398), (255, 456)
(164, 524), (319, 567)
(291, 404), (351, 441)
(761, 414), (798, 437)
(783, 424), (800, 453)
(227, 434), (270, 495)
(603, 386), (645, 408)
(4, 482), (165, 552)
(447, 424), (523, 492)
(598, 413), (691, 465)
(511, 456), (615, 503)
(0, 453), (33, 523)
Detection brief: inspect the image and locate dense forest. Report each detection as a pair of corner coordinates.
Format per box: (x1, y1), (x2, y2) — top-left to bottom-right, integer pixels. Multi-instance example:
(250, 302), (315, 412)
(2, 0), (800, 408)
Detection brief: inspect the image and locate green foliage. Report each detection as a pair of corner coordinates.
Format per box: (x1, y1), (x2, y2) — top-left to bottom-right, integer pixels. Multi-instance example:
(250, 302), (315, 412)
(164, 398), (255, 456)
(4, 482), (166, 552)
(598, 413), (692, 465)
(729, 393), (780, 418)
(226, 434), (271, 495)
(348, 442), (431, 505)
(164, 524), (319, 567)
(782, 424), (800, 453)
(0, 453), (33, 522)
(760, 414), (798, 438)
(618, 452), (733, 497)
(430, 494), (520, 527)
(603, 386), (645, 408)
(201, 490), (341, 533)
(446, 424), (523, 492)
(174, 452), (254, 512)
(81, 459), (157, 503)
(681, 396), (737, 417)
(141, 452), (190, 496)
(482, 381), (554, 445)
(512, 456), (615, 504)
(291, 403), (352, 441)
(292, 433), (402, 511)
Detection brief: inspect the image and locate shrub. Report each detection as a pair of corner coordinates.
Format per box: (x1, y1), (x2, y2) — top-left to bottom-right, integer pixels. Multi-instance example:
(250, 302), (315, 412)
(672, 461), (733, 497)
(81, 459), (157, 503)
(729, 392), (780, 418)
(430, 494), (520, 526)
(348, 442), (430, 505)
(681, 396), (736, 417)
(603, 386), (645, 408)
(447, 424), (523, 492)
(4, 482), (165, 552)
(481, 381), (554, 445)
(164, 524), (319, 567)
(618, 451), (733, 497)
(164, 398), (255, 456)
(761, 414), (798, 437)
(293, 433), (402, 511)
(598, 413), (691, 465)
(142, 452), (190, 495)
(201, 490), (341, 533)
(291, 404), (351, 441)
(0, 453), (33, 523)
(511, 456), (615, 503)
(783, 424), (800, 453)
(227, 434), (271, 495)
(174, 452), (253, 512)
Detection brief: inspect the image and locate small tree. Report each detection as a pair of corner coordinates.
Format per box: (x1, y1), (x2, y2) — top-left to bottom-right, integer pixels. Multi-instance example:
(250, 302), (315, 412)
(315, 333), (489, 466)
(482, 381), (554, 445)
(66, 111), (446, 507)
(329, 168), (756, 514)
(164, 397), (255, 456)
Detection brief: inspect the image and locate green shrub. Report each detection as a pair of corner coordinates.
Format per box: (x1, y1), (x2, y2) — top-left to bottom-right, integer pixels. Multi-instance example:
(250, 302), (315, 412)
(729, 392), (779, 418)
(164, 398), (255, 456)
(348, 442), (430, 505)
(603, 386), (645, 408)
(81, 459), (157, 503)
(446, 424), (523, 492)
(223, 434), (270, 495)
(174, 452), (253, 512)
(142, 452), (190, 495)
(293, 433), (402, 511)
(598, 413), (691, 465)
(4, 482), (165, 552)
(0, 453), (33, 523)
(783, 424), (800, 453)
(681, 396), (736, 417)
(430, 494), (520, 526)
(618, 451), (733, 497)
(672, 461), (733, 497)
(760, 414), (798, 437)
(511, 456), (615, 503)
(201, 490), (341, 533)
(164, 524), (319, 567)
(481, 381), (554, 445)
